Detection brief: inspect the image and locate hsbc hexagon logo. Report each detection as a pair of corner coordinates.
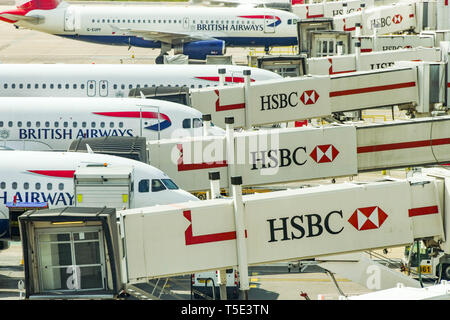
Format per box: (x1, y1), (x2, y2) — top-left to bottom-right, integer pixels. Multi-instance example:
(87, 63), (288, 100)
(309, 144), (339, 163)
(300, 90), (320, 105)
(392, 14), (403, 24)
(348, 206), (388, 231)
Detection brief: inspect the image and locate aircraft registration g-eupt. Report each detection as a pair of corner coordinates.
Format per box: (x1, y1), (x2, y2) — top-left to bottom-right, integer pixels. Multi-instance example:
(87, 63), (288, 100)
(0, 63), (282, 98)
(0, 97), (225, 152)
(0, 150), (199, 218)
(0, 0), (299, 61)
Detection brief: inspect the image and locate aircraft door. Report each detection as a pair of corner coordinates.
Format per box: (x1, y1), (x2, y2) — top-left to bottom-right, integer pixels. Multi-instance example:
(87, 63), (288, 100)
(264, 14), (276, 34)
(87, 80), (96, 97)
(99, 80), (108, 97)
(183, 17), (190, 30)
(64, 6), (75, 32)
(138, 106), (162, 141)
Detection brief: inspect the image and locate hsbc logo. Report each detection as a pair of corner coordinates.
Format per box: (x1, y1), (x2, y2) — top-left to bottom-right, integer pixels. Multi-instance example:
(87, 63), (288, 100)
(250, 144), (340, 170)
(300, 90), (320, 105)
(260, 90), (320, 111)
(392, 14), (403, 24)
(348, 206), (388, 231)
(309, 144), (339, 163)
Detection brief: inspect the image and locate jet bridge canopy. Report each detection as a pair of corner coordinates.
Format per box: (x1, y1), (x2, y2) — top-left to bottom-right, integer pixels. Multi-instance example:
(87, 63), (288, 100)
(19, 207), (122, 299)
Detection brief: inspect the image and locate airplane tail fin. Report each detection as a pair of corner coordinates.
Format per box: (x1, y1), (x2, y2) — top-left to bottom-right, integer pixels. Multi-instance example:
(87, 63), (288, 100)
(15, 0), (61, 11)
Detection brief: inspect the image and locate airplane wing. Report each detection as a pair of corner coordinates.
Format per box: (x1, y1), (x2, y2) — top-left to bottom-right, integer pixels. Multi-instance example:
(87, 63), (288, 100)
(110, 25), (221, 45)
(0, 13), (44, 24)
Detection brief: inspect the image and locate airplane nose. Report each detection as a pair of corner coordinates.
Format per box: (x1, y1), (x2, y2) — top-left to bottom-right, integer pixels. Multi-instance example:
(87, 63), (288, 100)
(176, 190), (200, 202)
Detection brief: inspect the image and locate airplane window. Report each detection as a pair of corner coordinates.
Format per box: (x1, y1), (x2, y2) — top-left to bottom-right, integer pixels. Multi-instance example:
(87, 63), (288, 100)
(11, 84), (15, 89)
(97, 19), (100, 23)
(168, 20), (171, 23)
(121, 84), (125, 89)
(65, 84), (69, 89)
(182, 119), (191, 129)
(54, 121), (59, 128)
(82, 122), (86, 128)
(7, 121), (12, 127)
(190, 85), (194, 88)
(107, 19), (110, 23)
(138, 179), (149, 193)
(92, 19), (95, 23)
(35, 183), (41, 190)
(50, 84), (54, 89)
(153, 20), (156, 23)
(119, 122), (123, 128)
(193, 118), (203, 128)
(58, 183), (64, 191)
(178, 20), (181, 23)
(110, 122), (114, 128)
(73, 84), (77, 89)
(137, 19), (140, 23)
(112, 19), (115, 23)
(47, 183), (52, 190)
(19, 84), (23, 89)
(81, 84), (85, 89)
(128, 84), (132, 89)
(24, 182), (29, 190)
(158, 20), (161, 23)
(122, 19), (125, 23)
(91, 122), (96, 128)
(198, 85), (202, 88)
(3, 84), (7, 89)
(36, 121), (41, 128)
(0, 182), (4, 189)
(26, 121), (31, 127)
(89, 83), (93, 90)
(136, 84), (140, 88)
(12, 182), (17, 190)
(102, 19), (105, 23)
(63, 122), (68, 128)
(27, 84), (31, 89)
(17, 121), (22, 127)
(161, 179), (178, 190)
(100, 122), (105, 128)
(133, 19), (136, 23)
(152, 85), (156, 87)
(152, 179), (166, 192)
(58, 84), (62, 89)
(144, 84), (148, 88)
(113, 84), (117, 89)
(45, 121), (49, 127)
(0, 121), (2, 127)
(35, 84), (38, 89)
(73, 122), (77, 128)
(42, 84), (46, 89)
(128, 19), (131, 23)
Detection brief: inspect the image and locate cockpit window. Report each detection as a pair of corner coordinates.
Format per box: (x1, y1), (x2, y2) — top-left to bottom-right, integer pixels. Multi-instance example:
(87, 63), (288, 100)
(182, 118), (191, 129)
(138, 179), (149, 193)
(193, 118), (203, 128)
(161, 179), (179, 190)
(152, 179), (167, 192)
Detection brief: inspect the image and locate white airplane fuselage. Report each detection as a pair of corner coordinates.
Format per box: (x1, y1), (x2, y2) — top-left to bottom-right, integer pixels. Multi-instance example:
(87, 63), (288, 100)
(0, 64), (282, 98)
(2, 1), (299, 59)
(0, 150), (198, 220)
(0, 97), (225, 151)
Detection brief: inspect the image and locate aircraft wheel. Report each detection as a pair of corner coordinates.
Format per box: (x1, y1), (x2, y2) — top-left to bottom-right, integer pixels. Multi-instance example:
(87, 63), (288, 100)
(155, 55), (164, 64)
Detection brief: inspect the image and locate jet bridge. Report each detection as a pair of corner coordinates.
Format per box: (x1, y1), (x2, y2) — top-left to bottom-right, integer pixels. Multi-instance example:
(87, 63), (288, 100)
(147, 115), (450, 192)
(189, 59), (448, 129)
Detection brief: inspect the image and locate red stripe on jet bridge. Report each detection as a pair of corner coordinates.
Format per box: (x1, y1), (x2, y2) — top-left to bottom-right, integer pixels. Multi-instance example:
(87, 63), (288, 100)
(357, 138), (450, 153)
(408, 205), (439, 217)
(215, 90), (245, 112)
(177, 144), (228, 171)
(195, 76), (255, 83)
(329, 81), (416, 97)
(361, 49), (373, 53)
(183, 210), (238, 245)
(27, 170), (75, 178)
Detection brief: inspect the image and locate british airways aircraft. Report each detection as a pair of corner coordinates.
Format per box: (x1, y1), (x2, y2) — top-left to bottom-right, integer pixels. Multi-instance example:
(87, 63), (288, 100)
(0, 97), (225, 152)
(0, 0), (299, 61)
(0, 150), (198, 222)
(0, 63), (282, 98)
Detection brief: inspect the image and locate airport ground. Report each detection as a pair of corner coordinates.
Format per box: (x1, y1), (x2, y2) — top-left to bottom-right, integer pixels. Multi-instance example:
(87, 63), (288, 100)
(0, 0), (431, 301)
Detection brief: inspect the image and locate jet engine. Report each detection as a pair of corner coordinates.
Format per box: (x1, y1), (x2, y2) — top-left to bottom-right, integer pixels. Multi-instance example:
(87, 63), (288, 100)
(174, 40), (226, 60)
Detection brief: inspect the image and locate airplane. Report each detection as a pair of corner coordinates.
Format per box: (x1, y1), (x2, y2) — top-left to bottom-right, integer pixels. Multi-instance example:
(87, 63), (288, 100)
(0, 63), (282, 98)
(0, 0), (300, 62)
(0, 97), (225, 152)
(0, 149), (199, 221)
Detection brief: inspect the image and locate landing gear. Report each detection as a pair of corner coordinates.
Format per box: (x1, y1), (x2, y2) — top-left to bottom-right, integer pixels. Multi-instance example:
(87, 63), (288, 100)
(264, 46), (270, 55)
(155, 55), (165, 64)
